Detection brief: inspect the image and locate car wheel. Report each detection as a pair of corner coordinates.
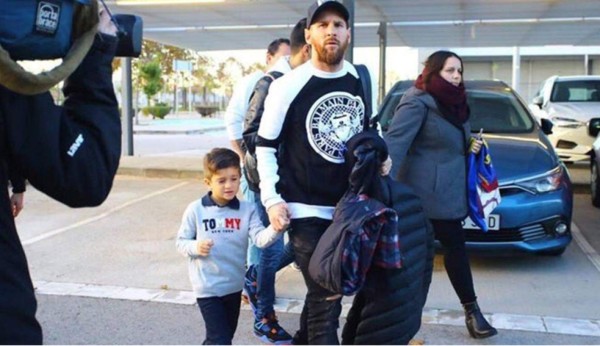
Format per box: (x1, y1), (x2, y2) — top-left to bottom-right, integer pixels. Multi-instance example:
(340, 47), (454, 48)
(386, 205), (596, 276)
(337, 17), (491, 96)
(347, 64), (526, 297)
(592, 161), (600, 208)
(539, 247), (566, 256)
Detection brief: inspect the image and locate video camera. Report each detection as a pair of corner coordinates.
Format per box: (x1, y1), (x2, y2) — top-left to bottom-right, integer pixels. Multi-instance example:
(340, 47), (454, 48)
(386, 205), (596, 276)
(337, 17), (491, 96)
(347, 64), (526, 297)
(111, 14), (144, 58)
(0, 0), (143, 61)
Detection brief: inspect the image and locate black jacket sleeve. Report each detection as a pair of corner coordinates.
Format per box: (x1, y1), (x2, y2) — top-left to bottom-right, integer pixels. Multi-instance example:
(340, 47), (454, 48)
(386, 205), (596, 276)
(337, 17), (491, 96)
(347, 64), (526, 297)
(242, 73), (278, 156)
(1, 33), (121, 207)
(8, 164), (25, 194)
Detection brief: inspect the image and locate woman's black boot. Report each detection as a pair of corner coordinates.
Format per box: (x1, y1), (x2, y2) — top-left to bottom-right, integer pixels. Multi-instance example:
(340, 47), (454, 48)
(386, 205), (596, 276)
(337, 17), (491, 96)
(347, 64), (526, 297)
(463, 301), (498, 339)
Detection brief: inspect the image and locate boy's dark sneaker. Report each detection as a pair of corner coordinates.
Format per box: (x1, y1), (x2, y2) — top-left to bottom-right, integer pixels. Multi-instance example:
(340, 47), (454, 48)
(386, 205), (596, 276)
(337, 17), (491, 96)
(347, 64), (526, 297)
(253, 313), (293, 345)
(243, 264), (258, 316)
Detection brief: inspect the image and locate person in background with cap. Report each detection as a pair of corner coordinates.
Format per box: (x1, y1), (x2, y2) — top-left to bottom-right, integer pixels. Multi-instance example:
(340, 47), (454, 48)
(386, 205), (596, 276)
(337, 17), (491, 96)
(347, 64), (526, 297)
(0, 7), (119, 344)
(255, 1), (382, 343)
(240, 17), (310, 345)
(223, 38), (290, 268)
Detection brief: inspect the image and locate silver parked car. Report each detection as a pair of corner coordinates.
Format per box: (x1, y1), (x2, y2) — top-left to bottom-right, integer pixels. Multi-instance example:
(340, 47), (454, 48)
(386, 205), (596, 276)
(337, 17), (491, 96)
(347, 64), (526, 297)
(530, 75), (600, 163)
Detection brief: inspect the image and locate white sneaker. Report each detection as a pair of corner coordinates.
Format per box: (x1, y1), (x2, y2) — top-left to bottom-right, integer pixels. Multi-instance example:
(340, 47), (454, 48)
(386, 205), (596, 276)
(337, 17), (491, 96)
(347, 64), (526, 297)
(290, 262), (301, 271)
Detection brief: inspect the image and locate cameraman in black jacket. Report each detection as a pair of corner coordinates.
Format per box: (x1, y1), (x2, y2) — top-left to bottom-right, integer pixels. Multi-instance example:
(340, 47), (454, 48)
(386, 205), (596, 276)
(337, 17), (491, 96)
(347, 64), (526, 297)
(0, 9), (120, 344)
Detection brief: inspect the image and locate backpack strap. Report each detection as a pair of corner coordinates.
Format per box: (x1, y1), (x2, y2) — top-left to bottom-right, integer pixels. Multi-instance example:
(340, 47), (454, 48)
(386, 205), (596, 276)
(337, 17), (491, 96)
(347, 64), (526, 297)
(354, 64), (372, 131)
(265, 70), (283, 81)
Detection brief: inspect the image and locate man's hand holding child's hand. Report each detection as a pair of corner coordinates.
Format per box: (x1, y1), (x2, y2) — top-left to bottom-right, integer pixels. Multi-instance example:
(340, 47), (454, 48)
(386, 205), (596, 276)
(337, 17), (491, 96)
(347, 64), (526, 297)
(197, 239), (214, 256)
(268, 202), (290, 232)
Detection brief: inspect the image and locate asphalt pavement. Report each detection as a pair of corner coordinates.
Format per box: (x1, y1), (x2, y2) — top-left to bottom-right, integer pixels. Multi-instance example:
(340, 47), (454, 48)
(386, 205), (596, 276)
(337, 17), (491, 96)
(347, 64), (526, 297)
(37, 295), (600, 345)
(18, 112), (600, 344)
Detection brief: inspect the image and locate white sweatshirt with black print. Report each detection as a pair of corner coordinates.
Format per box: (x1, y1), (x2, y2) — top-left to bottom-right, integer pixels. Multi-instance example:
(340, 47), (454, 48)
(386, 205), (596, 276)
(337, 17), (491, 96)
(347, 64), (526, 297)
(256, 60), (371, 221)
(176, 193), (281, 298)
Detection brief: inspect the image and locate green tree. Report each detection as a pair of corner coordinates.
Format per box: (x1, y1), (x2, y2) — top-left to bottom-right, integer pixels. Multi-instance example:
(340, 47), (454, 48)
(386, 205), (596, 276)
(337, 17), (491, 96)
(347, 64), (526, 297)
(128, 39), (195, 99)
(139, 60), (163, 105)
(216, 57), (246, 98)
(192, 55), (220, 104)
(138, 40), (194, 76)
(245, 61), (266, 75)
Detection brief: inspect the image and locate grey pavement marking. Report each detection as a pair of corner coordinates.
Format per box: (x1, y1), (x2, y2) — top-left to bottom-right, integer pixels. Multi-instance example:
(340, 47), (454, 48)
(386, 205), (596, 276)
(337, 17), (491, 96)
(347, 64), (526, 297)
(22, 181), (190, 246)
(572, 221), (600, 273)
(33, 280), (600, 337)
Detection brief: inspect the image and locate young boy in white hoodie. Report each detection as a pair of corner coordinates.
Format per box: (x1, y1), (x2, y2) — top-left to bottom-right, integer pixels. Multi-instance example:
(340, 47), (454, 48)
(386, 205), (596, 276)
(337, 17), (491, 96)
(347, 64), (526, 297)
(176, 148), (288, 345)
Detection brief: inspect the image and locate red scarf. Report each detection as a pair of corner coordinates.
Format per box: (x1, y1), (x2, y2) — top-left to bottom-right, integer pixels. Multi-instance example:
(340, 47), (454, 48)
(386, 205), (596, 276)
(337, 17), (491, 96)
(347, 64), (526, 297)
(415, 68), (470, 127)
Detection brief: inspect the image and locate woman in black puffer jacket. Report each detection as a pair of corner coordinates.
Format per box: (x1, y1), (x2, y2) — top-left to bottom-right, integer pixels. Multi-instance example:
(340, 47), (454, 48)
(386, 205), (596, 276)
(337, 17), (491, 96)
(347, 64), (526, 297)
(340, 131), (434, 345)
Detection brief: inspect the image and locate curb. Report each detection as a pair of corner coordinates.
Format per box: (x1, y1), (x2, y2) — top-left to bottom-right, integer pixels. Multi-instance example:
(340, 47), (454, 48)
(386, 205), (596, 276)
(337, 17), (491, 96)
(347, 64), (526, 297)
(115, 165), (590, 192)
(117, 166), (202, 180)
(133, 126), (226, 135)
(33, 280), (600, 338)
(117, 156), (204, 180)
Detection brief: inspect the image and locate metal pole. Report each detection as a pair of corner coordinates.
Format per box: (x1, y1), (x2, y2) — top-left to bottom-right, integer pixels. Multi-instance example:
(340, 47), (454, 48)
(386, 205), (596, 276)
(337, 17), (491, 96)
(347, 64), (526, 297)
(174, 81), (178, 115)
(188, 86), (192, 113)
(512, 46), (521, 93)
(585, 54), (590, 75)
(342, 0), (355, 63)
(121, 57), (134, 156)
(377, 22), (387, 105)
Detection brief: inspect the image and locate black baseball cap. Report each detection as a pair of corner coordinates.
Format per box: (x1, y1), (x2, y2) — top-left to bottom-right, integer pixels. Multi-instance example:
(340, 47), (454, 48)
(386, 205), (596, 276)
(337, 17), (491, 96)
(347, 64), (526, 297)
(306, 0), (350, 28)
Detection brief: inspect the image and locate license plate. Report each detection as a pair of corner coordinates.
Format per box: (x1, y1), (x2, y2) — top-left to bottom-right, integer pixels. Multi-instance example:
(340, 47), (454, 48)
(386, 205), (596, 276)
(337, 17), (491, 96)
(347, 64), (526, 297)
(462, 214), (500, 231)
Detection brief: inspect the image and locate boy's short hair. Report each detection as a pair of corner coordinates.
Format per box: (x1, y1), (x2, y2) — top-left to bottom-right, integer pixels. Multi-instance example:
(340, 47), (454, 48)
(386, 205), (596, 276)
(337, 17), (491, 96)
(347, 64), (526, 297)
(203, 148), (241, 179)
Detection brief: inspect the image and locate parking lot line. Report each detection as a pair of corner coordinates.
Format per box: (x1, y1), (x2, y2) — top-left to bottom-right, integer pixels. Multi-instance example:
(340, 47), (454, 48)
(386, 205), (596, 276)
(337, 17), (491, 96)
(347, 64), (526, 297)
(22, 181), (190, 246)
(572, 222), (600, 273)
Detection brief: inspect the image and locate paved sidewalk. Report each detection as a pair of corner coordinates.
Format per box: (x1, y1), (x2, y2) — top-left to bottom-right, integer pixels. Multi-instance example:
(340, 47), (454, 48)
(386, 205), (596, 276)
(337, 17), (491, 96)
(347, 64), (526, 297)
(119, 112), (225, 179)
(118, 155), (589, 188)
(35, 280), (600, 341)
(37, 294), (600, 345)
(119, 113), (589, 189)
(133, 111), (226, 135)
(119, 156), (204, 179)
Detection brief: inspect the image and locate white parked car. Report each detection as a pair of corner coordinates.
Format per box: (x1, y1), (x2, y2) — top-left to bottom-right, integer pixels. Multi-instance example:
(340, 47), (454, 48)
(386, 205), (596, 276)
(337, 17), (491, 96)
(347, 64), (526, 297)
(530, 75), (600, 162)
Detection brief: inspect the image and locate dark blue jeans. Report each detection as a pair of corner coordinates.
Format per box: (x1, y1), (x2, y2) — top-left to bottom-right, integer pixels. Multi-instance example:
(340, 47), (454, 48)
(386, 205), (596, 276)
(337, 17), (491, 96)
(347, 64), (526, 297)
(196, 291), (242, 345)
(254, 191), (295, 320)
(256, 235), (295, 319)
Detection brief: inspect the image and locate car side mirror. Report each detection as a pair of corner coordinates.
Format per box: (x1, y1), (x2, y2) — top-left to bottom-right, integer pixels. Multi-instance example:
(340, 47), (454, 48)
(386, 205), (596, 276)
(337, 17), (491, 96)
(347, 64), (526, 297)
(532, 95), (543, 109)
(541, 118), (553, 135)
(589, 118), (600, 138)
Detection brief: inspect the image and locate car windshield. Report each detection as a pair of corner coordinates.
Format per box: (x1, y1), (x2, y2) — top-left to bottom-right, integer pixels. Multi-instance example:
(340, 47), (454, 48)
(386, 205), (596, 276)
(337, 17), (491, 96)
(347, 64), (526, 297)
(377, 84), (534, 134)
(468, 89), (534, 133)
(550, 80), (600, 102)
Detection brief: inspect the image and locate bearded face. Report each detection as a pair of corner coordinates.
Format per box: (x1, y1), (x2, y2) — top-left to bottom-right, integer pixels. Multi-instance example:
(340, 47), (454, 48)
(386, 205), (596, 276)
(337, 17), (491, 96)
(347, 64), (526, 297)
(313, 36), (349, 66)
(306, 12), (351, 68)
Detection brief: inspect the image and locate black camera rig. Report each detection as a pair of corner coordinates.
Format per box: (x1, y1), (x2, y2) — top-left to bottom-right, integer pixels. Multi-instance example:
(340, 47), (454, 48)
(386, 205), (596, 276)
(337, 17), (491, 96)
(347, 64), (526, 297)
(100, 0), (143, 58)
